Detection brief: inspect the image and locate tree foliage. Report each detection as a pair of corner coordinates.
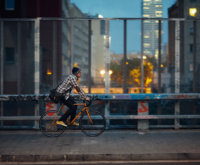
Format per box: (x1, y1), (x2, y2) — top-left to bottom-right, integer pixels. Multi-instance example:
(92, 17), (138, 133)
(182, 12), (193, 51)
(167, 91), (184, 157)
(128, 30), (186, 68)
(111, 57), (154, 87)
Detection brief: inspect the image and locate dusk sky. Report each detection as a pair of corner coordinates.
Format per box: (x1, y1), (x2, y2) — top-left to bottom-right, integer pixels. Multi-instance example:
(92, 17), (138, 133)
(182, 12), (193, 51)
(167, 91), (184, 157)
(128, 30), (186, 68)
(71, 0), (176, 54)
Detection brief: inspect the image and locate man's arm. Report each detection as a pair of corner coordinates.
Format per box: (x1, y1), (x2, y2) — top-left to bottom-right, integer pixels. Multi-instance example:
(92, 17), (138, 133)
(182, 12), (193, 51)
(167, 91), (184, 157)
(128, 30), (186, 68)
(70, 77), (88, 100)
(75, 86), (90, 101)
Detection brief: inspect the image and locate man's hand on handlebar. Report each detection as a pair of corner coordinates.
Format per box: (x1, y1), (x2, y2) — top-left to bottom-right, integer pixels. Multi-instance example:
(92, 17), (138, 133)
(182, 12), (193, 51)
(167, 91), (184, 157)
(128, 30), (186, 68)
(85, 97), (90, 101)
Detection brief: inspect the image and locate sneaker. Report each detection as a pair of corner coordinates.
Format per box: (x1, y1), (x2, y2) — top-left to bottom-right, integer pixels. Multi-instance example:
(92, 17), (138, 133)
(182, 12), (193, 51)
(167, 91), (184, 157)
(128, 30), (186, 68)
(56, 121), (68, 127)
(72, 122), (79, 126)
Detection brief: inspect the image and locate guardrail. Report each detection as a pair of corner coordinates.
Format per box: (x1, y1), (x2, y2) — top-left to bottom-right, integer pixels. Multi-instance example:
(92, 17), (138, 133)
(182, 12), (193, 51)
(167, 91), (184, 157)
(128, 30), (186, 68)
(0, 93), (200, 131)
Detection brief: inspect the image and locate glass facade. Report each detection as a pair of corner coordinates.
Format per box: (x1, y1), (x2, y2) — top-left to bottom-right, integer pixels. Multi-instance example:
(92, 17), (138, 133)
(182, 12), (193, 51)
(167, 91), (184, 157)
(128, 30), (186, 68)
(142, 0), (163, 57)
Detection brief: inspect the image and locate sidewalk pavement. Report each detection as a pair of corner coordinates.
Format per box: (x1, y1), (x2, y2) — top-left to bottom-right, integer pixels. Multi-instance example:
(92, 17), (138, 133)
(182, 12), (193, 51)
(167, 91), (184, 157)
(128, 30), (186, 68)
(0, 129), (200, 162)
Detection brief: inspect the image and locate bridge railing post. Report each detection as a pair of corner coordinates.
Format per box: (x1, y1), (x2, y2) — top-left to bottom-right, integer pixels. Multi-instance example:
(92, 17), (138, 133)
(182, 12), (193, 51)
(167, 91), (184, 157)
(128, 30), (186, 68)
(137, 101), (149, 131)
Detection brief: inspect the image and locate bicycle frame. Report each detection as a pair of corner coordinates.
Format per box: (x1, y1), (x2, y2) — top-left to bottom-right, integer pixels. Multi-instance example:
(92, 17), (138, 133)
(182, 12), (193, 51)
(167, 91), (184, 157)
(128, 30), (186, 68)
(52, 102), (93, 126)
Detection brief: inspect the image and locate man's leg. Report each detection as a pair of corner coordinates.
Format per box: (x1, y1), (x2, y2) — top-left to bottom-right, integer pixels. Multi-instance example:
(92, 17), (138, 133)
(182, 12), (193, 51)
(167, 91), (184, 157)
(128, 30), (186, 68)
(70, 99), (77, 122)
(58, 97), (77, 122)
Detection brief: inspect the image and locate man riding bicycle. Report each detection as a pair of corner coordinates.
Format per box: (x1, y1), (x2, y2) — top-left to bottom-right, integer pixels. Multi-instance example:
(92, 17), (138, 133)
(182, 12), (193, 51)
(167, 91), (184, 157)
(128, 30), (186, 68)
(56, 67), (90, 127)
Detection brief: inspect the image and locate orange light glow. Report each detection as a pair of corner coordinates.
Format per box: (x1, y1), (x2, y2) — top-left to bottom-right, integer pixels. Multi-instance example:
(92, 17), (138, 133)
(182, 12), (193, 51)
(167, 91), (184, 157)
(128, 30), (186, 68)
(47, 69), (52, 75)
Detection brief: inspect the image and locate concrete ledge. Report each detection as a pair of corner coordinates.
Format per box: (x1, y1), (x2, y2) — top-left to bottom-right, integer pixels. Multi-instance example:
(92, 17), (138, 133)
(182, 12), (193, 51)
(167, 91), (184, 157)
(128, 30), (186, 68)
(1, 153), (200, 162)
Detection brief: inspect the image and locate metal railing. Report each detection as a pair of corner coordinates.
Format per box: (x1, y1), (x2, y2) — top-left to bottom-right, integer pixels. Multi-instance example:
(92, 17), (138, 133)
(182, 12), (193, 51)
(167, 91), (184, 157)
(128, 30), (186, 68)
(0, 93), (200, 130)
(1, 17), (200, 98)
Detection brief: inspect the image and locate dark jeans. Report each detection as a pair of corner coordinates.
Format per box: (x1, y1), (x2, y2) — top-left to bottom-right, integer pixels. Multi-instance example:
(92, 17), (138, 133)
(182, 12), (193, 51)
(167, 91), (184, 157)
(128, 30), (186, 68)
(58, 97), (77, 122)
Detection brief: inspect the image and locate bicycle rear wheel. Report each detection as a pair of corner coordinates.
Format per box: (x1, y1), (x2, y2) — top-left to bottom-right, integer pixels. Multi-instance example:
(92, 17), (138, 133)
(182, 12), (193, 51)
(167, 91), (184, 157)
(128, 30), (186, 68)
(39, 110), (66, 137)
(80, 110), (106, 137)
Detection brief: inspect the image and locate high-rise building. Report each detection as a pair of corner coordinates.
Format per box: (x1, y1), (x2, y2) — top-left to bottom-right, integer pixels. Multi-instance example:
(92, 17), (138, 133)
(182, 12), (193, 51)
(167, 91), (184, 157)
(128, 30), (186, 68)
(142, 0), (163, 58)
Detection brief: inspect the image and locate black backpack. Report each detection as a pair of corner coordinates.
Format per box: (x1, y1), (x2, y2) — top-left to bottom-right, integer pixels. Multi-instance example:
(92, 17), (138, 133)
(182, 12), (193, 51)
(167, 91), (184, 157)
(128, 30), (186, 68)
(49, 88), (64, 104)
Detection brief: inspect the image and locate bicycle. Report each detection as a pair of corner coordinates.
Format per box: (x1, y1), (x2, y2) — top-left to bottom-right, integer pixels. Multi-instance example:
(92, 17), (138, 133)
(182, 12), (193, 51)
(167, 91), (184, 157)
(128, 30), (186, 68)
(39, 100), (106, 137)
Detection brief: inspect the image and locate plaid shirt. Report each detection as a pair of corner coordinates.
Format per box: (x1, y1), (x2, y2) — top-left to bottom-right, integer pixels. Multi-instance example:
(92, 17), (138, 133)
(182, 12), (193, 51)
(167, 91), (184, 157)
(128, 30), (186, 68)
(56, 74), (87, 100)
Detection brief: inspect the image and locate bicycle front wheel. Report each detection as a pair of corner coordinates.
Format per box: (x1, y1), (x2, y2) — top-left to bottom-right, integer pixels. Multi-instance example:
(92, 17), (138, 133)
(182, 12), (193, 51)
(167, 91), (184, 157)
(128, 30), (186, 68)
(39, 110), (66, 137)
(80, 110), (106, 137)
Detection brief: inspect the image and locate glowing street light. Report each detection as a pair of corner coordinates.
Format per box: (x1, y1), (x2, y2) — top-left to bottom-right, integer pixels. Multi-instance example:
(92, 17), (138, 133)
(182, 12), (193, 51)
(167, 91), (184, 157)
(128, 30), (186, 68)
(100, 70), (105, 75)
(100, 70), (112, 76)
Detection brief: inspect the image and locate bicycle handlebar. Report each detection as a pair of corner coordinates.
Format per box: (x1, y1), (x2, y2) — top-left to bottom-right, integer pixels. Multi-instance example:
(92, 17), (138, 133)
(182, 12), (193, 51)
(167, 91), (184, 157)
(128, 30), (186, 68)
(83, 99), (92, 107)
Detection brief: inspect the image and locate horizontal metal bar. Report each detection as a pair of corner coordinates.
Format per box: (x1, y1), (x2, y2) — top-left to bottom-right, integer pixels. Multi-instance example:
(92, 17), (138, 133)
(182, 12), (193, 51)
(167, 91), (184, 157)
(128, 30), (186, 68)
(1, 17), (200, 21)
(1, 115), (200, 120)
(1, 125), (200, 130)
(149, 125), (200, 128)
(0, 93), (200, 101)
(0, 19), (36, 21)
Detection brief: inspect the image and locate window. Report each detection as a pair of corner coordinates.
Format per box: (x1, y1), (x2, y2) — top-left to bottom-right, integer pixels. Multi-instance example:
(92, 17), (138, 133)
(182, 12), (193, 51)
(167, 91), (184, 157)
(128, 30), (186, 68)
(155, 5), (162, 7)
(190, 44), (193, 53)
(190, 26), (193, 34)
(5, 0), (15, 10)
(190, 0), (197, 4)
(189, 8), (197, 17)
(143, 14), (150, 18)
(100, 20), (105, 35)
(144, 43), (150, 48)
(155, 30), (159, 38)
(189, 64), (197, 72)
(5, 47), (14, 64)
(155, 11), (162, 17)
(143, 7), (149, 9)
(189, 64), (193, 71)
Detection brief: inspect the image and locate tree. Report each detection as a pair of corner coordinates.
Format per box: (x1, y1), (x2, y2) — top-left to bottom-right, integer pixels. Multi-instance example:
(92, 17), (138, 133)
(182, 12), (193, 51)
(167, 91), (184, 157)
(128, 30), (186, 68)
(111, 58), (153, 88)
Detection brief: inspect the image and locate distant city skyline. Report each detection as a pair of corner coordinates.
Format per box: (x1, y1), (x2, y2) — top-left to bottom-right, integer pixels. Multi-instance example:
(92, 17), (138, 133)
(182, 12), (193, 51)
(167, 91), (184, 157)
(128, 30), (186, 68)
(71, 0), (176, 54)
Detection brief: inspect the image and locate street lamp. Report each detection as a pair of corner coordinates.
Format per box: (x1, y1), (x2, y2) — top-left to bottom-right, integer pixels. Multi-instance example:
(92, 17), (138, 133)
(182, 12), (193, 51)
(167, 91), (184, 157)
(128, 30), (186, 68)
(100, 70), (105, 75)
(100, 70), (112, 76)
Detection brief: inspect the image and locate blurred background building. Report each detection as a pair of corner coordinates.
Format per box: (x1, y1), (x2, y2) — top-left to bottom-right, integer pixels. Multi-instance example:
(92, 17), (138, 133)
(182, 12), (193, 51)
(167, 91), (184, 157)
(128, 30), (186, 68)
(168, 0), (200, 93)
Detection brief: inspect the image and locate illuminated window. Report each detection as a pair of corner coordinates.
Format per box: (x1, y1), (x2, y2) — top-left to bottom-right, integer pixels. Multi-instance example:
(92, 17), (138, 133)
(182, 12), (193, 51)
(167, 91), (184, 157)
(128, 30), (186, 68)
(144, 43), (150, 48)
(155, 30), (159, 38)
(155, 20), (159, 23)
(143, 3), (150, 5)
(189, 8), (197, 17)
(144, 20), (150, 23)
(155, 14), (162, 17)
(155, 5), (162, 7)
(143, 0), (150, 1)
(155, 11), (162, 17)
(144, 36), (150, 38)
(143, 14), (150, 18)
(143, 7), (149, 9)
